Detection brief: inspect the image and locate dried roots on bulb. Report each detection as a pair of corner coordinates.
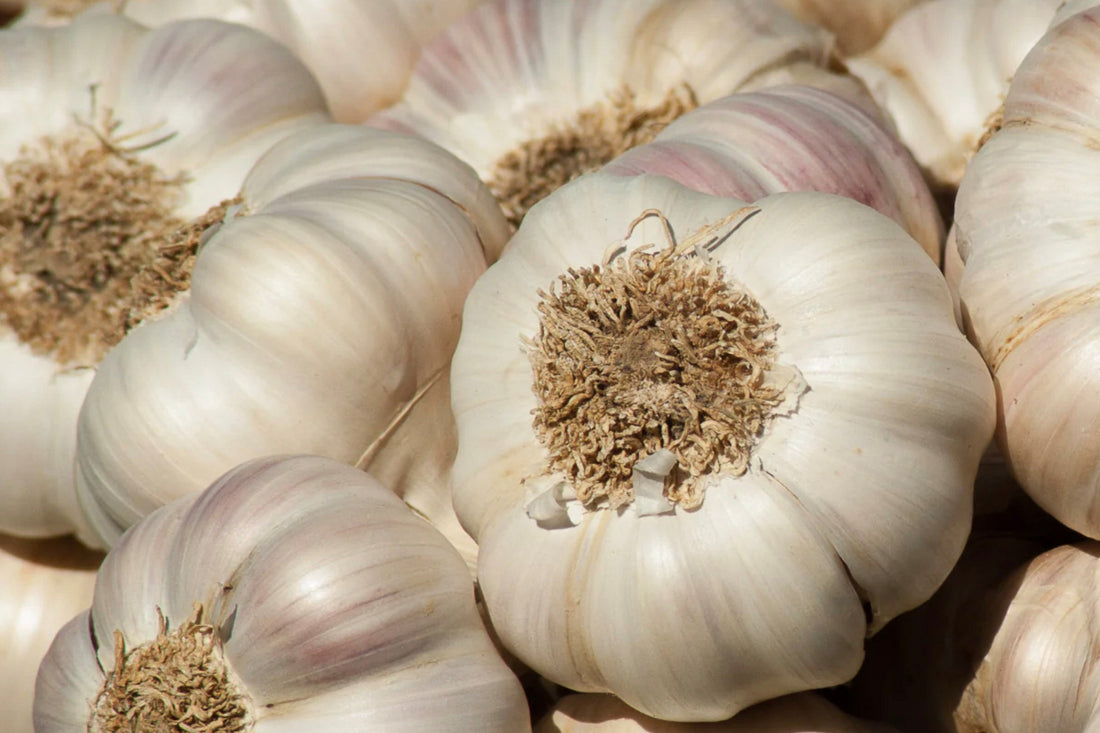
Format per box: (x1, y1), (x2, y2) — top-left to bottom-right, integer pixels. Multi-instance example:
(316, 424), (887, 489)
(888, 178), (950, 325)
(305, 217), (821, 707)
(92, 603), (253, 733)
(528, 208), (787, 512)
(0, 106), (241, 367)
(488, 85), (697, 232)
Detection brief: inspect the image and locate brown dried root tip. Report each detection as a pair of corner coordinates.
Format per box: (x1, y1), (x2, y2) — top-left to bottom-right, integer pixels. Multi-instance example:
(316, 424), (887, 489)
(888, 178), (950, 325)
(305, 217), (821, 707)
(527, 208), (788, 514)
(92, 603), (253, 733)
(488, 84), (698, 232)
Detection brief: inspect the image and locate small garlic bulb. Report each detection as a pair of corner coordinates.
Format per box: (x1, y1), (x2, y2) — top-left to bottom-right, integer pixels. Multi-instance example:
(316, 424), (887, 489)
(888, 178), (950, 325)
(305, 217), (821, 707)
(0, 13), (329, 544)
(33, 454), (531, 732)
(369, 0), (858, 231)
(602, 84), (945, 263)
(953, 3), (1100, 538)
(536, 692), (899, 732)
(0, 534), (101, 733)
(73, 123), (507, 570)
(844, 0), (1064, 191)
(450, 171), (995, 721)
(16, 0), (490, 123)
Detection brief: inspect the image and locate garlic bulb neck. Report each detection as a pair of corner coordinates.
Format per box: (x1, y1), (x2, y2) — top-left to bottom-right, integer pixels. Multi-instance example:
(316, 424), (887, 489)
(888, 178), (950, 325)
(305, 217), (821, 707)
(489, 85), (698, 231)
(93, 604), (253, 733)
(1, 120), (188, 367)
(527, 208), (793, 514)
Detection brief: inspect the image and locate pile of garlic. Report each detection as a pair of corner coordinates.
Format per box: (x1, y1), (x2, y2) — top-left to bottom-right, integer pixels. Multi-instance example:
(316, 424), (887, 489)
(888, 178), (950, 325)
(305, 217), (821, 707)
(2, 0), (1099, 730)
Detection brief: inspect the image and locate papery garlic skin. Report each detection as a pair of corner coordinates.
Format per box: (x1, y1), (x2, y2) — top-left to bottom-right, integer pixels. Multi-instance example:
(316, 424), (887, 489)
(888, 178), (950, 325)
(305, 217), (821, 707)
(951, 542), (1100, 732)
(953, 5), (1100, 538)
(0, 13), (329, 544)
(33, 454), (531, 732)
(24, 0), (488, 123)
(603, 84), (944, 264)
(73, 124), (507, 569)
(536, 691), (899, 732)
(451, 172), (995, 721)
(0, 535), (100, 733)
(369, 0), (844, 193)
(845, 0), (1063, 191)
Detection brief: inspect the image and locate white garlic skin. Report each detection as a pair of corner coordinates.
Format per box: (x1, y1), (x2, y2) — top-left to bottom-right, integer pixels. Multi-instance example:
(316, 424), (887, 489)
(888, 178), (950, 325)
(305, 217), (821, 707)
(34, 454), (531, 732)
(768, 0), (929, 55)
(0, 13), (330, 544)
(953, 4), (1100, 538)
(28, 0), (489, 123)
(368, 0), (841, 180)
(536, 691), (899, 732)
(845, 0), (1064, 190)
(602, 84), (945, 264)
(0, 535), (100, 733)
(451, 172), (995, 721)
(73, 124), (507, 571)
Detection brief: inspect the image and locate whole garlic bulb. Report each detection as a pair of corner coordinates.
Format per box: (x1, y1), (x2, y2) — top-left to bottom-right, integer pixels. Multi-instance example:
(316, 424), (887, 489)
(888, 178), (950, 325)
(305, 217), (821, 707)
(602, 84), (945, 264)
(0, 534), (101, 733)
(72, 122), (507, 568)
(369, 0), (862, 231)
(952, 4), (1100, 538)
(16, 0), (489, 123)
(844, 0), (1064, 191)
(0, 12), (329, 544)
(33, 454), (531, 732)
(450, 171), (995, 721)
(536, 692), (899, 732)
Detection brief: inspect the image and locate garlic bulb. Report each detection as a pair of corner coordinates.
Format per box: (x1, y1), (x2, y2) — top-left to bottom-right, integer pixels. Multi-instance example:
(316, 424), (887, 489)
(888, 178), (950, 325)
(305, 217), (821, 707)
(952, 542), (1100, 732)
(953, 4), (1100, 538)
(16, 0), (489, 123)
(768, 0), (928, 55)
(0, 13), (328, 544)
(0, 534), (101, 733)
(537, 692), (898, 732)
(450, 171), (995, 721)
(602, 84), (944, 264)
(369, 0), (864, 231)
(72, 122), (507, 569)
(844, 0), (1063, 191)
(33, 454), (531, 732)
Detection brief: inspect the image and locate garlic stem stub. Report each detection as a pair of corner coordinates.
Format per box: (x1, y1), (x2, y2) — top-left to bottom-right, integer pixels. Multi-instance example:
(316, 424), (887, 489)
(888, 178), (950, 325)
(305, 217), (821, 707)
(450, 172), (996, 721)
(0, 13), (330, 544)
(33, 454), (532, 732)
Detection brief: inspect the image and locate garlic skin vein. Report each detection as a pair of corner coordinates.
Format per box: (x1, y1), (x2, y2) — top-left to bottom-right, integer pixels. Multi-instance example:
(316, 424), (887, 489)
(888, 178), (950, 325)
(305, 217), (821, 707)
(33, 454), (532, 732)
(0, 13), (330, 545)
(450, 172), (996, 721)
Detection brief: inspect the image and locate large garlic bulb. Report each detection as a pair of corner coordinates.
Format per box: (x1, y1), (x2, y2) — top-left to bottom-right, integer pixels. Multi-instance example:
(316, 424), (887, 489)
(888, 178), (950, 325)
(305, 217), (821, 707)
(34, 454), (531, 732)
(537, 692), (898, 732)
(72, 123), (507, 568)
(844, 0), (1063, 191)
(369, 0), (871, 231)
(953, 4), (1100, 538)
(16, 0), (488, 123)
(450, 171), (995, 721)
(0, 13), (329, 544)
(0, 534), (101, 733)
(602, 84), (944, 263)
